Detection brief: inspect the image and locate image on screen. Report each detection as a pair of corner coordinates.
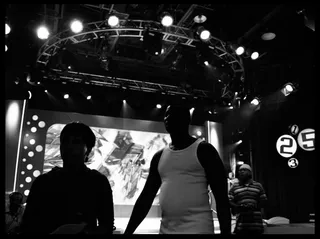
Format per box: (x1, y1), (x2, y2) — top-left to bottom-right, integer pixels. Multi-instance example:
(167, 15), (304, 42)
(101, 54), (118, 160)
(44, 124), (171, 205)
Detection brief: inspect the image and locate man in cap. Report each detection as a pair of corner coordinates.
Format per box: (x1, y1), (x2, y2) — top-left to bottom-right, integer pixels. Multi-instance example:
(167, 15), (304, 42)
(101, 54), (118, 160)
(228, 164), (267, 235)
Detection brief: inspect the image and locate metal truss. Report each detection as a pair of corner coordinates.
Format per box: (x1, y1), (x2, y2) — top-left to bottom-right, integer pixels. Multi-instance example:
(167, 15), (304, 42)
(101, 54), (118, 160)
(37, 19), (244, 74)
(46, 69), (214, 98)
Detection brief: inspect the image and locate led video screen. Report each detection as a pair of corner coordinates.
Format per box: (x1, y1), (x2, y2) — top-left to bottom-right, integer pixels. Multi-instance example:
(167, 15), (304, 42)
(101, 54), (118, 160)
(44, 124), (171, 205)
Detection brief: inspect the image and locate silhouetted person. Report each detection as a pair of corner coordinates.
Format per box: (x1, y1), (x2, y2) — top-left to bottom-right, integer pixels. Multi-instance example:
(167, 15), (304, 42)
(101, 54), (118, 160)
(125, 105), (231, 234)
(20, 122), (114, 234)
(229, 164), (267, 235)
(5, 192), (25, 234)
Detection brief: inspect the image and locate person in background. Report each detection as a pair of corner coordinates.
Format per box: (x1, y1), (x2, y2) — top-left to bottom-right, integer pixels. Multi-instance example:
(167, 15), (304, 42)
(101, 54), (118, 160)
(20, 122), (114, 234)
(5, 191), (25, 235)
(124, 105), (231, 234)
(229, 164), (267, 235)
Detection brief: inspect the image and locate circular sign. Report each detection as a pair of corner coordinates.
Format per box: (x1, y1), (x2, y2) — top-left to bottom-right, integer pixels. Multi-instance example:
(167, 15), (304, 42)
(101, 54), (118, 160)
(276, 134), (297, 158)
(289, 124), (299, 135)
(288, 158), (299, 168)
(297, 128), (315, 151)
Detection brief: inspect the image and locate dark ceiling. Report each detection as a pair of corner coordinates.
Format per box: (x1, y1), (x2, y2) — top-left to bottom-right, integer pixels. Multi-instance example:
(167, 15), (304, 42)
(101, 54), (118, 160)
(5, 4), (315, 123)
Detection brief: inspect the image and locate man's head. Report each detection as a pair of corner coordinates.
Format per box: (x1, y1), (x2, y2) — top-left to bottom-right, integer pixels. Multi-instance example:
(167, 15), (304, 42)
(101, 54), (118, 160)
(238, 164), (252, 181)
(9, 192), (23, 206)
(164, 105), (191, 135)
(60, 122), (96, 169)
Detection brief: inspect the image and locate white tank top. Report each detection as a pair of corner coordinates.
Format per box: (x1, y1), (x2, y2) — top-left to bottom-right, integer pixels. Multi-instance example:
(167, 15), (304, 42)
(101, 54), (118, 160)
(158, 138), (214, 234)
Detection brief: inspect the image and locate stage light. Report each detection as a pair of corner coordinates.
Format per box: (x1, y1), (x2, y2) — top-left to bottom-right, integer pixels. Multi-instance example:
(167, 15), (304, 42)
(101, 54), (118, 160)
(251, 51), (259, 60)
(208, 111), (212, 114)
(199, 29), (211, 41)
(123, 99), (126, 103)
(44, 90), (48, 93)
(285, 83), (294, 93)
(236, 46), (245, 55)
(251, 97), (260, 106)
(68, 65), (72, 70)
(196, 130), (202, 136)
(161, 48), (165, 54)
(5, 23), (11, 35)
(237, 161), (244, 165)
(108, 15), (119, 27)
(204, 61), (209, 66)
(28, 91), (32, 100)
(161, 13), (173, 27)
(190, 107), (195, 115)
(37, 82), (40, 85)
(194, 14), (207, 24)
(156, 104), (162, 109)
(37, 25), (49, 40)
(281, 83), (295, 96)
(261, 32), (276, 41)
(87, 95), (91, 100)
(5, 45), (8, 52)
(70, 19), (83, 33)
(64, 94), (69, 99)
(155, 52), (159, 55)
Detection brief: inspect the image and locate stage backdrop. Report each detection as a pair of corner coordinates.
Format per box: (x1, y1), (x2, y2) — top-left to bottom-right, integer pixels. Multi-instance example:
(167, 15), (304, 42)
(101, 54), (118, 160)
(12, 109), (220, 217)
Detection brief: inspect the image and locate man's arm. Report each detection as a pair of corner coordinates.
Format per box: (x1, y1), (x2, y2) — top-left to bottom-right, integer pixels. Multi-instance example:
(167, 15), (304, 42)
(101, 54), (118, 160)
(198, 142), (231, 235)
(257, 182), (268, 210)
(124, 149), (163, 234)
(95, 174), (114, 234)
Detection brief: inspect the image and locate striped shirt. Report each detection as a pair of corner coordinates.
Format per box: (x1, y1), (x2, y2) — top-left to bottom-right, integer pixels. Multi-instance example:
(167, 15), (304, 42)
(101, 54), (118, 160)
(229, 180), (267, 234)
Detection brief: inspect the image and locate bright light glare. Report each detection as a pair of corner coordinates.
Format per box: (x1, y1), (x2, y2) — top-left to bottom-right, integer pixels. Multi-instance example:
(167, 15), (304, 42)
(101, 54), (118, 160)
(156, 104), (162, 109)
(190, 107), (195, 115)
(37, 26), (50, 40)
(285, 84), (294, 93)
(204, 61), (209, 66)
(123, 99), (126, 103)
(200, 30), (210, 40)
(237, 161), (244, 165)
(251, 51), (259, 60)
(70, 20), (83, 33)
(44, 90), (48, 93)
(87, 95), (91, 100)
(6, 101), (20, 132)
(5, 23), (11, 35)
(236, 46), (245, 55)
(64, 94), (69, 99)
(196, 130), (202, 136)
(5, 45), (8, 52)
(108, 15), (119, 27)
(251, 98), (259, 106)
(161, 15), (173, 27)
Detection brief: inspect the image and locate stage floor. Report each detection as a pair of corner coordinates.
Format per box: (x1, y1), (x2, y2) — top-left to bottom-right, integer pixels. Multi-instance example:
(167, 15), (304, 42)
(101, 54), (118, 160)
(113, 217), (221, 234)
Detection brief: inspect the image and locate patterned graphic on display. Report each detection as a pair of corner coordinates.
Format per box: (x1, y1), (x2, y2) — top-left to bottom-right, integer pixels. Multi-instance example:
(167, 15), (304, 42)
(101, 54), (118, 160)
(44, 124), (171, 205)
(276, 134), (297, 158)
(288, 158), (299, 168)
(297, 128), (315, 151)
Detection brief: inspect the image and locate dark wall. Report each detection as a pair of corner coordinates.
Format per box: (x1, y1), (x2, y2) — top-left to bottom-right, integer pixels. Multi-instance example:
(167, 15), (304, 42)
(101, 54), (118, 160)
(249, 83), (315, 222)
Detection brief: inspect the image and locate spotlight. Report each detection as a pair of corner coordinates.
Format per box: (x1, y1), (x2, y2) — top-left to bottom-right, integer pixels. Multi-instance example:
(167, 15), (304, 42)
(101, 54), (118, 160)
(282, 83), (295, 96)
(5, 45), (8, 52)
(204, 61), (209, 66)
(108, 15), (119, 27)
(251, 51), (259, 60)
(68, 65), (72, 70)
(160, 13), (174, 27)
(235, 46), (245, 55)
(64, 94), (69, 99)
(37, 25), (50, 40)
(196, 130), (202, 136)
(123, 99), (126, 103)
(37, 82), (40, 85)
(237, 161), (244, 165)
(44, 90), (48, 93)
(155, 52), (159, 55)
(156, 104), (162, 109)
(190, 107), (195, 115)
(161, 48), (165, 54)
(208, 111), (212, 114)
(194, 14), (207, 24)
(5, 23), (11, 35)
(200, 30), (211, 41)
(251, 97), (260, 106)
(87, 95), (92, 100)
(70, 19), (83, 33)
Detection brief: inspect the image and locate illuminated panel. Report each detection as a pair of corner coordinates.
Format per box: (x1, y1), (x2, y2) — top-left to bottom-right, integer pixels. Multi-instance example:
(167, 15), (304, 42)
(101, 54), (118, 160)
(205, 121), (223, 160)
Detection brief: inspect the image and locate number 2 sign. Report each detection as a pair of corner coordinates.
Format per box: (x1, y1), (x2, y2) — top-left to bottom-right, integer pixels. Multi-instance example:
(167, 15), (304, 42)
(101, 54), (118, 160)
(276, 134), (297, 158)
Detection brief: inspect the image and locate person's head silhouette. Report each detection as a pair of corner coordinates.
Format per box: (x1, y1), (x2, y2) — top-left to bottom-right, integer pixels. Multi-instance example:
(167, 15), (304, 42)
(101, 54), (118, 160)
(60, 122), (96, 170)
(164, 105), (191, 136)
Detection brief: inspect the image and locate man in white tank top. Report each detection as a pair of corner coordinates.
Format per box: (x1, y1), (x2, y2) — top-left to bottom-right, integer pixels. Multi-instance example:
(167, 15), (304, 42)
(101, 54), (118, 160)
(125, 105), (231, 234)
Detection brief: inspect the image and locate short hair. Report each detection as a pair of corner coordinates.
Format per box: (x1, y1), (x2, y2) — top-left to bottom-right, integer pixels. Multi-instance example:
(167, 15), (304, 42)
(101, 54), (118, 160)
(166, 105), (191, 122)
(9, 192), (23, 203)
(60, 122), (96, 153)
